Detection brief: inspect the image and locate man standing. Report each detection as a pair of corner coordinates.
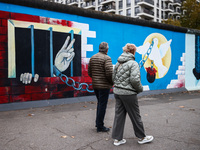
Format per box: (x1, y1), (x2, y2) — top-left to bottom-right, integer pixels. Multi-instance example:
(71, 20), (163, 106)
(88, 42), (113, 132)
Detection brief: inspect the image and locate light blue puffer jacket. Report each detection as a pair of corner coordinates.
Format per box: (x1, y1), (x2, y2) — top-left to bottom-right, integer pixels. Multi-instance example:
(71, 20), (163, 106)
(113, 52), (143, 95)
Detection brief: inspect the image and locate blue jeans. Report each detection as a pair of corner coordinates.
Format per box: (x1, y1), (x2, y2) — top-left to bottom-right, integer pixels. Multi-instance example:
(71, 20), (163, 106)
(94, 89), (110, 129)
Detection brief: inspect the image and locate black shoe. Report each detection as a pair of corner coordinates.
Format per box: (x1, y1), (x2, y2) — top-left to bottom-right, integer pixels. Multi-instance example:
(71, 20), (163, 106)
(97, 127), (110, 132)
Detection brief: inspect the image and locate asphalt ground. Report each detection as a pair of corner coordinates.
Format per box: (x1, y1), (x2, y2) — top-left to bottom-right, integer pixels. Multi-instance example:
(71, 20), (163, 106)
(0, 90), (200, 150)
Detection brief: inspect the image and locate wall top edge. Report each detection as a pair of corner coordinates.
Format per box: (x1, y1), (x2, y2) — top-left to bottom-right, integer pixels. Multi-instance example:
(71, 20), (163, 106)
(0, 0), (199, 34)
(187, 29), (200, 35)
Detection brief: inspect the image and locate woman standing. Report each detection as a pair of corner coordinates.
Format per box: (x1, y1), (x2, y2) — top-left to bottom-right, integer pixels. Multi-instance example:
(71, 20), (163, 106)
(112, 43), (153, 146)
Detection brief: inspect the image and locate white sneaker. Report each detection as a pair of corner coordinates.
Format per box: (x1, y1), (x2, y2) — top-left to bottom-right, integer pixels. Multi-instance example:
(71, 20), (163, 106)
(113, 139), (126, 146)
(138, 135), (154, 144)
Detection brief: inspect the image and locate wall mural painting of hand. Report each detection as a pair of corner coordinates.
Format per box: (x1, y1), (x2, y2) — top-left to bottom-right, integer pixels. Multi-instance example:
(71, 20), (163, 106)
(54, 36), (75, 73)
(20, 73), (39, 84)
(20, 36), (75, 84)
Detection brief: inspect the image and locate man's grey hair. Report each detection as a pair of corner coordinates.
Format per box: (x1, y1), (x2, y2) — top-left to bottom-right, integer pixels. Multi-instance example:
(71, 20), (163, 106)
(99, 42), (109, 52)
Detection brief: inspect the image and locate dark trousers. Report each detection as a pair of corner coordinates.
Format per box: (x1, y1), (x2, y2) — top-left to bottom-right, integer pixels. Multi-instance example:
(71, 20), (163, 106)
(94, 89), (110, 129)
(112, 94), (146, 140)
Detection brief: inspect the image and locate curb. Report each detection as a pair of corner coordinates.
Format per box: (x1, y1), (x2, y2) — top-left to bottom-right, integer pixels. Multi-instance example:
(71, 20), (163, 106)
(0, 88), (187, 112)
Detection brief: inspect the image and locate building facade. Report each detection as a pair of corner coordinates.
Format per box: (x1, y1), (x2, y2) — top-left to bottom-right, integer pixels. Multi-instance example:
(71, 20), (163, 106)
(45, 0), (182, 23)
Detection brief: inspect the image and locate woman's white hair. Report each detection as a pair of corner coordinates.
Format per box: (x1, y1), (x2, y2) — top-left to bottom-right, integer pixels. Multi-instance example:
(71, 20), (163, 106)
(123, 43), (136, 53)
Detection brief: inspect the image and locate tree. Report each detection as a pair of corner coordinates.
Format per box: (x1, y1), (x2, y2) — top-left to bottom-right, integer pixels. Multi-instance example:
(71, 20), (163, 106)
(180, 0), (200, 29)
(162, 18), (181, 27)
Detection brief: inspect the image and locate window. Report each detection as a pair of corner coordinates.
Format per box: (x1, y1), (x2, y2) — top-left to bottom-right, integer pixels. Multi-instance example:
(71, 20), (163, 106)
(92, 0), (95, 5)
(127, 9), (131, 16)
(119, 10), (123, 15)
(135, 7), (140, 14)
(127, 0), (131, 7)
(177, 7), (180, 13)
(135, 0), (140, 5)
(168, 14), (173, 19)
(119, 0), (123, 9)
(157, 9), (159, 17)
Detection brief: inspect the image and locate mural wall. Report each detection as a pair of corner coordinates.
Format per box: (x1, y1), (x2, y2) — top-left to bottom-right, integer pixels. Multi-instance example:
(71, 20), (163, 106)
(185, 34), (200, 90)
(0, 2), (198, 104)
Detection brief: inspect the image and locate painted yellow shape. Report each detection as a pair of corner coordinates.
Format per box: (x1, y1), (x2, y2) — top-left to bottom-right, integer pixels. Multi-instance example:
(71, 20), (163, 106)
(143, 33), (171, 79)
(9, 20), (81, 34)
(8, 20), (16, 78)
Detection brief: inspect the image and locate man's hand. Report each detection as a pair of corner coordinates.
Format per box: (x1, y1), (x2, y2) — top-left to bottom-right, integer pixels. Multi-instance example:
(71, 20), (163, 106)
(54, 36), (75, 72)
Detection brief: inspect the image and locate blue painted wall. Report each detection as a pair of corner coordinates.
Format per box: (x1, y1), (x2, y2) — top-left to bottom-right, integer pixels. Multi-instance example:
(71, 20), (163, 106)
(0, 2), (186, 91)
(1, 1), (199, 105)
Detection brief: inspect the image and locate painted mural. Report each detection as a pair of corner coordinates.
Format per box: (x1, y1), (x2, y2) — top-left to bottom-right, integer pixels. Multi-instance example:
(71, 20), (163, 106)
(0, 2), (190, 104)
(185, 34), (200, 90)
(7, 19), (96, 92)
(136, 33), (172, 83)
(134, 32), (184, 91)
(8, 20), (81, 79)
(193, 35), (200, 80)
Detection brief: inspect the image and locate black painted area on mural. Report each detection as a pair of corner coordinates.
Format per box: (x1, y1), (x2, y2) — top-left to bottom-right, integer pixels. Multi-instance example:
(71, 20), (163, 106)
(15, 28), (32, 77)
(53, 31), (81, 77)
(15, 27), (81, 77)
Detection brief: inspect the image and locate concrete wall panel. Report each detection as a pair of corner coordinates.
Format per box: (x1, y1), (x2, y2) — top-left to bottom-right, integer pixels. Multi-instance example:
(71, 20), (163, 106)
(0, 1), (199, 104)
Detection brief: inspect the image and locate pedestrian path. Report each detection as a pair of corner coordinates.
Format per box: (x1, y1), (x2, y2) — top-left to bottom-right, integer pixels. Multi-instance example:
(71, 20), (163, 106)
(0, 90), (200, 150)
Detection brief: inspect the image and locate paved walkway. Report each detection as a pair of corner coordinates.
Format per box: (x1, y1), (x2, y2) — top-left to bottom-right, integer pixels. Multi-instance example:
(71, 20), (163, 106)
(0, 90), (200, 150)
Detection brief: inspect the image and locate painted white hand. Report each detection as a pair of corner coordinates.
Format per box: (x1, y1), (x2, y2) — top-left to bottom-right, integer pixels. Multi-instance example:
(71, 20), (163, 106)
(54, 36), (75, 72)
(20, 73), (39, 84)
